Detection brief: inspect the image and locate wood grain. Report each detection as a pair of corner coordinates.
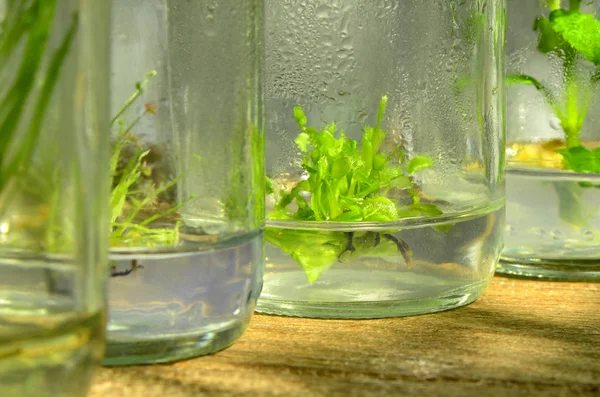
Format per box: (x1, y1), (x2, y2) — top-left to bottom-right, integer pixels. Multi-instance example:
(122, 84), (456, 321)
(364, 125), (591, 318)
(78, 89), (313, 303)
(90, 276), (600, 397)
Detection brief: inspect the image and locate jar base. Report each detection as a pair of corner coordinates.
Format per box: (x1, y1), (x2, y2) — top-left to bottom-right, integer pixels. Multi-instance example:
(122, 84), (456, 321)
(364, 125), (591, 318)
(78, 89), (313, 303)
(102, 319), (250, 366)
(497, 256), (600, 281)
(255, 279), (489, 319)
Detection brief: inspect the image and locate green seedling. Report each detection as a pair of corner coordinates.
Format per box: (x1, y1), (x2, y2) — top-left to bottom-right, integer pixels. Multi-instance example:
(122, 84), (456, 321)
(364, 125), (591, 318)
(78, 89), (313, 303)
(109, 71), (196, 251)
(267, 96), (442, 283)
(507, 0), (600, 173)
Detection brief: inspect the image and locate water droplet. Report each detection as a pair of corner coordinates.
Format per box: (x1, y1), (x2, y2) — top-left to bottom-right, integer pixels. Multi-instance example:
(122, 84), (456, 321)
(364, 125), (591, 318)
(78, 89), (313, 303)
(532, 227), (546, 237)
(504, 225), (516, 235)
(549, 117), (562, 131)
(582, 229), (596, 241)
(315, 5), (330, 19)
(550, 229), (564, 240)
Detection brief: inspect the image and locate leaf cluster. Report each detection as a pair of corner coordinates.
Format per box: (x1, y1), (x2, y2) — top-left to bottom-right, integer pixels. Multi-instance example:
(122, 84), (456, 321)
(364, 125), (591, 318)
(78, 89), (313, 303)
(266, 97), (442, 283)
(535, 5), (600, 65)
(269, 96), (437, 223)
(110, 72), (196, 248)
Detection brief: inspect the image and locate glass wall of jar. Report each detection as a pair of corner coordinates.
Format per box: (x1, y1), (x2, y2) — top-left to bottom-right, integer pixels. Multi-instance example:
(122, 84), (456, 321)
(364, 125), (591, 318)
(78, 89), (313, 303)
(0, 1), (111, 396)
(104, 0), (265, 365)
(259, 0), (506, 318)
(501, 0), (600, 280)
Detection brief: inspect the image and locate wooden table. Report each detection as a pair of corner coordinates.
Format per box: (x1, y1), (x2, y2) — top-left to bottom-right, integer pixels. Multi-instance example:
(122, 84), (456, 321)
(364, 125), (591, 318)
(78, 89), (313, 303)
(90, 276), (600, 397)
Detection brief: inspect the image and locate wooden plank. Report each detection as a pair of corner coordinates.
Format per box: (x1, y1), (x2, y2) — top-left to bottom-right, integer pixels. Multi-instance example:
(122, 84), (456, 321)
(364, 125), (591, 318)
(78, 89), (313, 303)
(90, 276), (600, 397)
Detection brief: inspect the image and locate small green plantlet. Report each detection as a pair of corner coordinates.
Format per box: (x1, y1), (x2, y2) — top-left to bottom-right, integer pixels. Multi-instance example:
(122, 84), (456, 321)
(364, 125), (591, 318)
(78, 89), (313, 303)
(506, 1), (600, 229)
(266, 96), (442, 283)
(507, 0), (600, 173)
(109, 71), (197, 250)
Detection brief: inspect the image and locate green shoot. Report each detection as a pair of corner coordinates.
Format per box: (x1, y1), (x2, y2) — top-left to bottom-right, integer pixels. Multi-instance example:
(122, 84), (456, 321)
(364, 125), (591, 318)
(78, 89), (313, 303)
(507, 0), (600, 173)
(267, 97), (441, 283)
(109, 72), (197, 248)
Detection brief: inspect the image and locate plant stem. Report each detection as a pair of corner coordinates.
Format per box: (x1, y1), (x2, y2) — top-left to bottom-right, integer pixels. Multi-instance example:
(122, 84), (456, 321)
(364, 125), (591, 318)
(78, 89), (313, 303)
(110, 70), (156, 126)
(562, 49), (582, 148)
(506, 74), (564, 120)
(547, 0), (561, 11)
(569, 0), (582, 11)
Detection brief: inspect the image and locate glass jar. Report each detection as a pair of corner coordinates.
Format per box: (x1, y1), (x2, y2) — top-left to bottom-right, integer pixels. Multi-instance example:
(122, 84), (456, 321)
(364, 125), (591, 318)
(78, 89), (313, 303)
(0, 1), (110, 396)
(501, 0), (600, 280)
(103, 0), (264, 365)
(258, 0), (506, 319)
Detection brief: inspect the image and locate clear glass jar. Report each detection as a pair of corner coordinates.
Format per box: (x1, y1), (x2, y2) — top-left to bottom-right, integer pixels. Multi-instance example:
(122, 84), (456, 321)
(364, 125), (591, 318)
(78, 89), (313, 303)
(501, 0), (600, 280)
(103, 0), (264, 365)
(0, 1), (110, 396)
(258, 0), (506, 319)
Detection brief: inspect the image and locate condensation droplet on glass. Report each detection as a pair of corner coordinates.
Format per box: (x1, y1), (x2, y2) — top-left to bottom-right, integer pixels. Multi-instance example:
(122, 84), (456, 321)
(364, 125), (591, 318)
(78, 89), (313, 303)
(206, 3), (217, 21)
(504, 225), (516, 235)
(550, 229), (564, 240)
(549, 116), (562, 131)
(581, 229), (596, 241)
(315, 5), (329, 19)
(532, 227), (546, 237)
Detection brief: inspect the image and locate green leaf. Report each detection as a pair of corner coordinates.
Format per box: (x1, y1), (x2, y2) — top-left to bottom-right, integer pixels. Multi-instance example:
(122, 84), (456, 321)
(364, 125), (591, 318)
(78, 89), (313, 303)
(295, 132), (310, 152)
(412, 203), (444, 217)
(554, 181), (587, 227)
(265, 177), (274, 195)
(557, 145), (600, 173)
(110, 150), (149, 224)
(379, 166), (410, 190)
(396, 203), (443, 219)
(361, 138), (373, 176)
(292, 243), (341, 283)
(265, 228), (346, 283)
(434, 224), (454, 233)
(362, 197), (398, 222)
(534, 16), (565, 54)
(295, 206), (315, 220)
(406, 156), (434, 174)
(550, 10), (600, 65)
(335, 210), (363, 222)
(331, 156), (351, 179)
(373, 153), (387, 171)
(376, 95), (388, 130)
(293, 106), (307, 128)
(0, 1), (66, 195)
(318, 129), (338, 156)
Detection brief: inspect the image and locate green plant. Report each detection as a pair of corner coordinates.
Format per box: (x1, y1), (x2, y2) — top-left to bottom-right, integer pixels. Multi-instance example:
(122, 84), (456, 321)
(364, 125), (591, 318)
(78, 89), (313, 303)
(506, 1), (600, 229)
(109, 71), (196, 248)
(0, 0), (77, 215)
(507, 0), (600, 173)
(266, 96), (442, 283)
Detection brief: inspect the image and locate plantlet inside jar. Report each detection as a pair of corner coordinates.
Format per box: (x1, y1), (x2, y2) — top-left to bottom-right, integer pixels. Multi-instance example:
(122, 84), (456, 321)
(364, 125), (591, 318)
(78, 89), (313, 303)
(507, 0), (600, 173)
(266, 96), (444, 283)
(109, 72), (197, 277)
